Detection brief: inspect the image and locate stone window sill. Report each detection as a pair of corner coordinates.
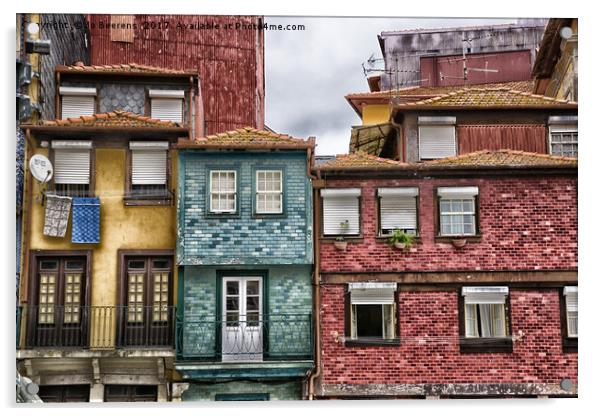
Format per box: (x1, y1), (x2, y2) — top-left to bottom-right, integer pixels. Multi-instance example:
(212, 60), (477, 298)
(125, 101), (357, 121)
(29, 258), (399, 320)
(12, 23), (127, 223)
(459, 336), (513, 353)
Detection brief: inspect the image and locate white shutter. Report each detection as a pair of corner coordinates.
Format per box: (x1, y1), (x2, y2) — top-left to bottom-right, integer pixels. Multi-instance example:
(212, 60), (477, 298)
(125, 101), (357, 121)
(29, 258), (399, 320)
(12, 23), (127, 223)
(151, 98), (183, 123)
(61, 95), (95, 119)
(54, 149), (90, 184)
(131, 149), (167, 185)
(322, 196), (360, 235)
(380, 195), (417, 231)
(437, 187), (479, 198)
(564, 287), (578, 312)
(462, 286), (508, 304)
(350, 289), (395, 305)
(419, 125), (456, 159)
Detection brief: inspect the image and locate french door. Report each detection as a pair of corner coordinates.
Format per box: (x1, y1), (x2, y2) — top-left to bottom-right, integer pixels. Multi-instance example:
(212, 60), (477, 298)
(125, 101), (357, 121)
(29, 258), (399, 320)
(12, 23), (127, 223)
(27, 256), (88, 347)
(222, 277), (263, 361)
(121, 256), (172, 347)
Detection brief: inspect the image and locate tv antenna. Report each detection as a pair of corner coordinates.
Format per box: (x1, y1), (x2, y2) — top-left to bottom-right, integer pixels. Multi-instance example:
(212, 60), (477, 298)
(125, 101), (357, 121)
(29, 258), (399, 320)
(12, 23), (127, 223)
(439, 33), (500, 83)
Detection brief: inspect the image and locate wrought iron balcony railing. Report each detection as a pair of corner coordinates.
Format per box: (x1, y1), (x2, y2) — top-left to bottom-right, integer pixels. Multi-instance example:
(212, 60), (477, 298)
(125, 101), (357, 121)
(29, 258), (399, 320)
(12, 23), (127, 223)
(18, 305), (175, 349)
(176, 313), (313, 361)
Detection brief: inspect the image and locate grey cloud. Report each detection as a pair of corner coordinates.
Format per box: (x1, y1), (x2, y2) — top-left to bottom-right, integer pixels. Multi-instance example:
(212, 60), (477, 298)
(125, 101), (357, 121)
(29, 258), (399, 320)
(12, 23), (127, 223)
(265, 16), (516, 155)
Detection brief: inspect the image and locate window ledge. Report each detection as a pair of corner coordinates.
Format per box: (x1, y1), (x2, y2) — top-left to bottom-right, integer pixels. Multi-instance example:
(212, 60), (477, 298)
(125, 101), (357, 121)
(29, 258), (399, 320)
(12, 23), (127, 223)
(375, 236), (421, 243)
(435, 235), (482, 244)
(344, 337), (401, 347)
(459, 336), (513, 353)
(563, 337), (578, 353)
(320, 236), (363, 242)
(124, 196), (173, 207)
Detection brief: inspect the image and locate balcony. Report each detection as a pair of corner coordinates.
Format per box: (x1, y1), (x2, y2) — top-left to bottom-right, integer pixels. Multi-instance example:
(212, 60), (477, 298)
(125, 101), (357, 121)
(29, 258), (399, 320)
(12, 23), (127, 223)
(176, 314), (313, 361)
(18, 306), (175, 350)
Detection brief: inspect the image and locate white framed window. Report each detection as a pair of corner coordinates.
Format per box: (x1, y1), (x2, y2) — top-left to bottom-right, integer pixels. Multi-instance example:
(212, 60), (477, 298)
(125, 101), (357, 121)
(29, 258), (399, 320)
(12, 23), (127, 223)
(348, 283), (397, 340)
(564, 286), (578, 338)
(378, 187), (418, 236)
(129, 142), (168, 197)
(438, 187), (478, 236)
(51, 141), (92, 186)
(462, 287), (508, 338)
(321, 188), (361, 236)
(549, 126), (578, 158)
(210, 170), (237, 213)
(256, 170), (283, 214)
(149, 90), (184, 123)
(418, 116), (456, 160)
(59, 87), (97, 119)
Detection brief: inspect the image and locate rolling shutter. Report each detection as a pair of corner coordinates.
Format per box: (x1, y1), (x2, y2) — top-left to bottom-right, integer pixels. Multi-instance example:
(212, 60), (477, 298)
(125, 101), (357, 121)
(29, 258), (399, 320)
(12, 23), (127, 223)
(462, 286), (508, 304)
(54, 150), (90, 184)
(52, 141), (91, 184)
(321, 189), (361, 235)
(437, 187), (479, 198)
(564, 286), (578, 312)
(130, 142), (168, 185)
(61, 96), (95, 119)
(149, 90), (185, 123)
(349, 283), (397, 305)
(419, 125), (456, 159)
(59, 87), (96, 119)
(378, 188), (418, 232)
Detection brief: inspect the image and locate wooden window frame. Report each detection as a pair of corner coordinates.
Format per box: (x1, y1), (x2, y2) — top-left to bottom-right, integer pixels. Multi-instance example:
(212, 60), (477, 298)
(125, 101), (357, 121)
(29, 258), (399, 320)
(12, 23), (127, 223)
(104, 384), (158, 402)
(124, 145), (173, 206)
(434, 187), (482, 243)
(343, 288), (401, 347)
(37, 384), (91, 403)
(208, 169), (238, 215)
(48, 146), (96, 198)
(458, 288), (513, 353)
(118, 249), (175, 310)
(559, 288), (578, 353)
(254, 169), (284, 216)
(549, 128), (578, 158)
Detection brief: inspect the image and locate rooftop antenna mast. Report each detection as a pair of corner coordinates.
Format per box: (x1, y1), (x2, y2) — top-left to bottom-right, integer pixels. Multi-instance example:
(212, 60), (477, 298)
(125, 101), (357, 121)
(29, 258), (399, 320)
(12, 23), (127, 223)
(439, 32), (501, 84)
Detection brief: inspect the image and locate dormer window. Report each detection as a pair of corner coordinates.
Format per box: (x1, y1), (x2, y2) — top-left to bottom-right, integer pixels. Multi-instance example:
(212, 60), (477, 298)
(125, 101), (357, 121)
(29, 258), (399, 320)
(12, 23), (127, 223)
(418, 116), (456, 160)
(149, 90), (184, 123)
(59, 87), (97, 119)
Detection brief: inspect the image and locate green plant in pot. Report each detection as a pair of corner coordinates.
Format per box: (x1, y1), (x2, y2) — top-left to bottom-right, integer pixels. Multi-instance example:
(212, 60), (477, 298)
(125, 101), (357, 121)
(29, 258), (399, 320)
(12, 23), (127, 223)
(334, 220), (350, 250)
(387, 229), (415, 250)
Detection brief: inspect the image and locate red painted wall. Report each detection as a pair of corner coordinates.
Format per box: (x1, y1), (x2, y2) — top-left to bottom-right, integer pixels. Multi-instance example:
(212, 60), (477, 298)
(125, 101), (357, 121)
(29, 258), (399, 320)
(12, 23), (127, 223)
(87, 14), (265, 135)
(319, 177), (577, 272)
(320, 287), (577, 385)
(420, 50), (532, 87)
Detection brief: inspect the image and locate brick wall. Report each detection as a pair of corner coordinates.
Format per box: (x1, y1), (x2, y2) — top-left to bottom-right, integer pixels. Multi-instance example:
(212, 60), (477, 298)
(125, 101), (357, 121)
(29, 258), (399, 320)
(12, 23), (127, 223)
(320, 176), (577, 272)
(320, 286), (577, 385)
(178, 151), (313, 265)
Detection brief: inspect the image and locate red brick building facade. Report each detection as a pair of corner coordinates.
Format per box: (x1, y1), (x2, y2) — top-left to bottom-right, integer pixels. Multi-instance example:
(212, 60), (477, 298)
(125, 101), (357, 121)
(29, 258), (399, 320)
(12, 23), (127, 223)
(313, 151), (578, 398)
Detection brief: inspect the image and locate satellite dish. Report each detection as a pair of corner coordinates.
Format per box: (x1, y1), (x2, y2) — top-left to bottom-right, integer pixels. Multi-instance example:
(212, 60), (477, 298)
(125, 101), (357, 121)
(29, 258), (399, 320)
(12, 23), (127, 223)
(560, 27), (573, 40)
(29, 154), (53, 183)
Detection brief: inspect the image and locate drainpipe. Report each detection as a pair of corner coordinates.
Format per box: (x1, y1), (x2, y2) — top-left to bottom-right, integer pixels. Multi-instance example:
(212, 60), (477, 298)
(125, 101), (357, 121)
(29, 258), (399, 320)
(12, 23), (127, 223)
(20, 129), (35, 304)
(306, 144), (322, 400)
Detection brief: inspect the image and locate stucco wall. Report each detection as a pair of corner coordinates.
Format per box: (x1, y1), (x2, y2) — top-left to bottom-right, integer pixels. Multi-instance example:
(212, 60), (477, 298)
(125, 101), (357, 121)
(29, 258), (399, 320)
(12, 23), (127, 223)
(26, 146), (178, 308)
(361, 104), (391, 125)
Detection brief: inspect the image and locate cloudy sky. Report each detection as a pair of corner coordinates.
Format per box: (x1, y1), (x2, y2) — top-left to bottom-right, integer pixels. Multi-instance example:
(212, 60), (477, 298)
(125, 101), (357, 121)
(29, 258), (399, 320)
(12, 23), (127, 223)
(264, 17), (516, 155)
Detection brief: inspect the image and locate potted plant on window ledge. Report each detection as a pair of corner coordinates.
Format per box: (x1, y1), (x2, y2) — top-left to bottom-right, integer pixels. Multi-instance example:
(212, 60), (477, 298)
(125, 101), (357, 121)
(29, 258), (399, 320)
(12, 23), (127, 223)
(334, 220), (350, 250)
(387, 229), (415, 250)
(451, 237), (467, 248)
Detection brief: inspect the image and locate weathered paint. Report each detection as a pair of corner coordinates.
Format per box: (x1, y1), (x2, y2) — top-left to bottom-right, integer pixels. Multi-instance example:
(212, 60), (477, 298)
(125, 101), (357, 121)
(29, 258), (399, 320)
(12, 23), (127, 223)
(361, 104), (391, 125)
(87, 14), (265, 134)
(25, 146), (178, 320)
(182, 380), (302, 401)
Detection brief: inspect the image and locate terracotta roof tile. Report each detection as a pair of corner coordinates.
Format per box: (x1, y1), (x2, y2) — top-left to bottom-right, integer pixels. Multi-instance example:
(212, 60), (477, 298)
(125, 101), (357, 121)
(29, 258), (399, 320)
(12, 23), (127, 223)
(346, 80), (535, 100)
(421, 149), (577, 168)
(395, 87), (577, 109)
(179, 127), (313, 149)
(37, 109), (181, 128)
(57, 62), (196, 76)
(318, 151), (408, 170)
